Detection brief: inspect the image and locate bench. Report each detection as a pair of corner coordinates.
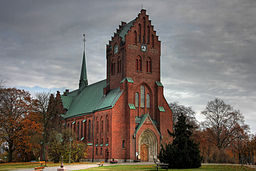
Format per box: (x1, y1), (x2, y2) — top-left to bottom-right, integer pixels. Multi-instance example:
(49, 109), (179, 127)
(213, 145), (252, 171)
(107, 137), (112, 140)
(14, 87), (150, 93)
(34, 161), (45, 171)
(97, 161), (104, 167)
(153, 157), (168, 170)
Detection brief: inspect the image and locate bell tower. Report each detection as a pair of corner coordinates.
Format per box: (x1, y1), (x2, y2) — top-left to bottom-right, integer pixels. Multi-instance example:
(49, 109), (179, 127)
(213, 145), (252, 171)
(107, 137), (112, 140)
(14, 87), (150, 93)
(105, 9), (161, 93)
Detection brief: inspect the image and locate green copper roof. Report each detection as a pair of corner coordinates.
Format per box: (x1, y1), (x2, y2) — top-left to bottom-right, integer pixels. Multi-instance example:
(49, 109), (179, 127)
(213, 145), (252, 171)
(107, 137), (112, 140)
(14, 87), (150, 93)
(119, 19), (136, 42)
(79, 51), (88, 89)
(120, 77), (134, 83)
(133, 114), (161, 138)
(158, 106), (165, 112)
(128, 104), (136, 110)
(155, 81), (163, 87)
(62, 79), (123, 119)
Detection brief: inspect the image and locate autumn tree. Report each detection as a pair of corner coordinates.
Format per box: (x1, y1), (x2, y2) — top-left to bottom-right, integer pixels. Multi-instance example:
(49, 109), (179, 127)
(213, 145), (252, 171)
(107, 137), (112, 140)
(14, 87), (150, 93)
(201, 98), (249, 151)
(0, 88), (40, 162)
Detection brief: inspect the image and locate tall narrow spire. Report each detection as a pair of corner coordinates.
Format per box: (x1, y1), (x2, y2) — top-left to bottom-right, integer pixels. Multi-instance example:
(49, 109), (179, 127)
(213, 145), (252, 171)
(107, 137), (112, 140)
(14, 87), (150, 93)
(79, 34), (88, 89)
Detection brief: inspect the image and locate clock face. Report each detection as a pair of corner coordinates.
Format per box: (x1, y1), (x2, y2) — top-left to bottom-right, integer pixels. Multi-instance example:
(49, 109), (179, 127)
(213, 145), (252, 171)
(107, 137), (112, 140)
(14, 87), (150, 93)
(114, 44), (118, 54)
(141, 44), (147, 52)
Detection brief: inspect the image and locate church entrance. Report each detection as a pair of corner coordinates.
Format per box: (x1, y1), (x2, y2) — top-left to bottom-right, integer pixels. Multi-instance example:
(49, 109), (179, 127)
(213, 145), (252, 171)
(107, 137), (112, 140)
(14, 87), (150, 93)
(138, 129), (157, 162)
(140, 144), (148, 161)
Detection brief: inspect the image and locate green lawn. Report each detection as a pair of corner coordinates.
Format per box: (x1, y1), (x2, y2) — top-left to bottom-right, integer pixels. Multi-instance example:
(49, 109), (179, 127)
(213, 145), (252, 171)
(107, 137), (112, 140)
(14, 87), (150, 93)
(0, 162), (90, 171)
(76, 165), (254, 171)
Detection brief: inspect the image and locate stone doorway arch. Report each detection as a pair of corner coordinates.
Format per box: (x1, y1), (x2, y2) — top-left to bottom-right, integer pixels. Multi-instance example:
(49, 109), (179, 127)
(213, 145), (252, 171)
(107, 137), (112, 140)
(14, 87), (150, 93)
(138, 129), (157, 162)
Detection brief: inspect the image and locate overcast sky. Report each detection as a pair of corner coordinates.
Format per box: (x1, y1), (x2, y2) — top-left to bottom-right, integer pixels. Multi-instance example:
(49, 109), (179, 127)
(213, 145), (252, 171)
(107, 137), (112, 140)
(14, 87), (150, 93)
(0, 0), (255, 134)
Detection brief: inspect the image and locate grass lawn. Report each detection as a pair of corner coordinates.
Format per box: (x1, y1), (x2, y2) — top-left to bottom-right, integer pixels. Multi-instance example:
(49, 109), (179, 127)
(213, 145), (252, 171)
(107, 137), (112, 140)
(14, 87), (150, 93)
(0, 162), (90, 171)
(76, 165), (255, 171)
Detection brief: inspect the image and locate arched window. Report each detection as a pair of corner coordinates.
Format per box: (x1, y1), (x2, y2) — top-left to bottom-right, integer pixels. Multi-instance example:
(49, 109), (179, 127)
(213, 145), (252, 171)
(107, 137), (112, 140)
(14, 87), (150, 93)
(152, 34), (154, 48)
(122, 140), (125, 148)
(81, 121), (83, 139)
(135, 92), (139, 107)
(146, 58), (152, 73)
(96, 148), (98, 155)
(77, 121), (80, 140)
(136, 56), (142, 72)
(147, 26), (150, 44)
(84, 120), (87, 139)
(140, 85), (145, 108)
(106, 115), (109, 132)
(101, 120), (103, 132)
(96, 119), (99, 133)
(117, 57), (121, 73)
(100, 147), (103, 155)
(146, 93), (150, 108)
(88, 120), (91, 141)
(139, 24), (141, 43)
(134, 31), (137, 44)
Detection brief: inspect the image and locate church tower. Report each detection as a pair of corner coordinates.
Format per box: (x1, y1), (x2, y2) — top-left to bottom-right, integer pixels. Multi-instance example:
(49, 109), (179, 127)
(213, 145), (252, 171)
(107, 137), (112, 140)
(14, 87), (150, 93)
(104, 9), (172, 161)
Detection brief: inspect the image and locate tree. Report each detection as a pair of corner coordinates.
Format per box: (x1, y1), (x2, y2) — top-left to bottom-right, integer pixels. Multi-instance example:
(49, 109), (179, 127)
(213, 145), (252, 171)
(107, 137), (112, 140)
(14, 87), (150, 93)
(35, 92), (50, 161)
(0, 88), (39, 162)
(201, 98), (249, 151)
(159, 114), (202, 168)
(48, 129), (86, 163)
(169, 102), (198, 128)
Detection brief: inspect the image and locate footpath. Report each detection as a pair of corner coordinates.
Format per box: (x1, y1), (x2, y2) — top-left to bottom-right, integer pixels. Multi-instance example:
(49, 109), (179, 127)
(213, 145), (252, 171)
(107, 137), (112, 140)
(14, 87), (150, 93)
(13, 162), (154, 171)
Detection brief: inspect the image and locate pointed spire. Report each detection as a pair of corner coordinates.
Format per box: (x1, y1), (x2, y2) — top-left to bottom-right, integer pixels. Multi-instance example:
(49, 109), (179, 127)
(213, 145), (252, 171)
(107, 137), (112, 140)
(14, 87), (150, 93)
(79, 34), (88, 89)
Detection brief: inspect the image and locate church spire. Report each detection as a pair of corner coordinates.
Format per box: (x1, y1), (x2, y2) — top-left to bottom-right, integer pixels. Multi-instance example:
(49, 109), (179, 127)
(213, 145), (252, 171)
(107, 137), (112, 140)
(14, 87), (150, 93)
(79, 34), (88, 89)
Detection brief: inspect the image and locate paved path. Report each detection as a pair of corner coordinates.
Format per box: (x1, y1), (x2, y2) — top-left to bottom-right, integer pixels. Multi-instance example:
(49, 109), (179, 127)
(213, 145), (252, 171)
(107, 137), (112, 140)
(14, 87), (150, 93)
(13, 162), (154, 171)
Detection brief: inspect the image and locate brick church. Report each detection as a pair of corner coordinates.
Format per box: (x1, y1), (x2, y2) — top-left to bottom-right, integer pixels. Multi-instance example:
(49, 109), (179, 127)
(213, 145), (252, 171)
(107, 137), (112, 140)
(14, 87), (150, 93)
(61, 9), (173, 162)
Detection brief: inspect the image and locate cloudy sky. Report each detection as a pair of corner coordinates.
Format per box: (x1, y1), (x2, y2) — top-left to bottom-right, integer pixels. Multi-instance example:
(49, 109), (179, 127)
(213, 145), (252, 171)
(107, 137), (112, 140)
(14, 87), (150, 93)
(0, 0), (255, 133)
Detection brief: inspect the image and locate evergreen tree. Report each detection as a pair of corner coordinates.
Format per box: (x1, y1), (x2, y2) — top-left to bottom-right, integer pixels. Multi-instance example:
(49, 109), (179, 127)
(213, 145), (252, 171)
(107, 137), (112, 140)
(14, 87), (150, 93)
(159, 114), (202, 168)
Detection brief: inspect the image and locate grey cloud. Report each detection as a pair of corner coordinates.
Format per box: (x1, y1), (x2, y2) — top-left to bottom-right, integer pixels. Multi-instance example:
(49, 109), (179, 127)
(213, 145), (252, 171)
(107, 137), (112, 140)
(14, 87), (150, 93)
(0, 0), (255, 133)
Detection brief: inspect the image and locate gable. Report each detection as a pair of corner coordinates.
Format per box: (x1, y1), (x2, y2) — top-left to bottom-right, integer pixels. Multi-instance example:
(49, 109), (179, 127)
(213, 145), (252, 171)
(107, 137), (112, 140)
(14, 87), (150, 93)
(133, 114), (161, 138)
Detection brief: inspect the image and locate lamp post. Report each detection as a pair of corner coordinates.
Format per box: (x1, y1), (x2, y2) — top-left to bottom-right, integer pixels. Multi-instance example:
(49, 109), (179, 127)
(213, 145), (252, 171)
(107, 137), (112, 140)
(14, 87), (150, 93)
(69, 137), (73, 163)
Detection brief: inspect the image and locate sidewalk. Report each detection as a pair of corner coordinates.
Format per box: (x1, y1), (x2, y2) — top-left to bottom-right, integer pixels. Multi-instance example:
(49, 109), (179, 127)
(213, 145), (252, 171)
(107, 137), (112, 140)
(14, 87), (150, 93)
(13, 162), (154, 171)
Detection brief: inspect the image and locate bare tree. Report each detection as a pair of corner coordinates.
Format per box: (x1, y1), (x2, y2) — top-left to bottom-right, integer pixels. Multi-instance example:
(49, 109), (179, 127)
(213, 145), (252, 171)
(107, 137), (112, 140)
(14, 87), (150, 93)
(169, 102), (198, 128)
(35, 92), (50, 161)
(201, 98), (249, 150)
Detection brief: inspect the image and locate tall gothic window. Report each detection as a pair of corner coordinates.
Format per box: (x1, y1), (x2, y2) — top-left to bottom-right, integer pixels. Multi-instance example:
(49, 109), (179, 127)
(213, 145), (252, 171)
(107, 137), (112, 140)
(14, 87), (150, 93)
(146, 58), (152, 73)
(134, 31), (137, 44)
(106, 115), (109, 132)
(84, 120), (87, 139)
(101, 120), (103, 132)
(136, 56), (142, 72)
(135, 92), (139, 107)
(81, 121), (83, 139)
(117, 58), (121, 73)
(139, 24), (141, 43)
(146, 93), (150, 108)
(140, 85), (145, 108)
(77, 121), (80, 140)
(88, 120), (91, 141)
(96, 119), (99, 133)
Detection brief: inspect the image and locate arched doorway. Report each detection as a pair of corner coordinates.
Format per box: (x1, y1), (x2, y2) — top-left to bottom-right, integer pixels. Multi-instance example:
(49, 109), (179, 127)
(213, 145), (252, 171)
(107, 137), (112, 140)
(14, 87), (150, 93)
(138, 129), (157, 162)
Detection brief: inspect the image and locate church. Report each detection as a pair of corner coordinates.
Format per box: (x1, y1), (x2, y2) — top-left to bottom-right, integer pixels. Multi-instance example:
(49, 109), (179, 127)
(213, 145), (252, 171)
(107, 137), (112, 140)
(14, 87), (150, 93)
(61, 9), (173, 162)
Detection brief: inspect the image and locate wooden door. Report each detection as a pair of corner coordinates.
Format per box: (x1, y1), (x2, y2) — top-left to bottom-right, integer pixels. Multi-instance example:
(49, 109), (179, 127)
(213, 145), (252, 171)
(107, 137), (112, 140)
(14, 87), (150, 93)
(140, 144), (148, 161)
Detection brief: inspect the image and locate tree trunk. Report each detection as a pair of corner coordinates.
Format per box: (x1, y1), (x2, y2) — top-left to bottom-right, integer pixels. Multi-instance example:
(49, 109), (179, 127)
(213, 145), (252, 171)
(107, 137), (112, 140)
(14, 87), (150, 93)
(8, 142), (13, 162)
